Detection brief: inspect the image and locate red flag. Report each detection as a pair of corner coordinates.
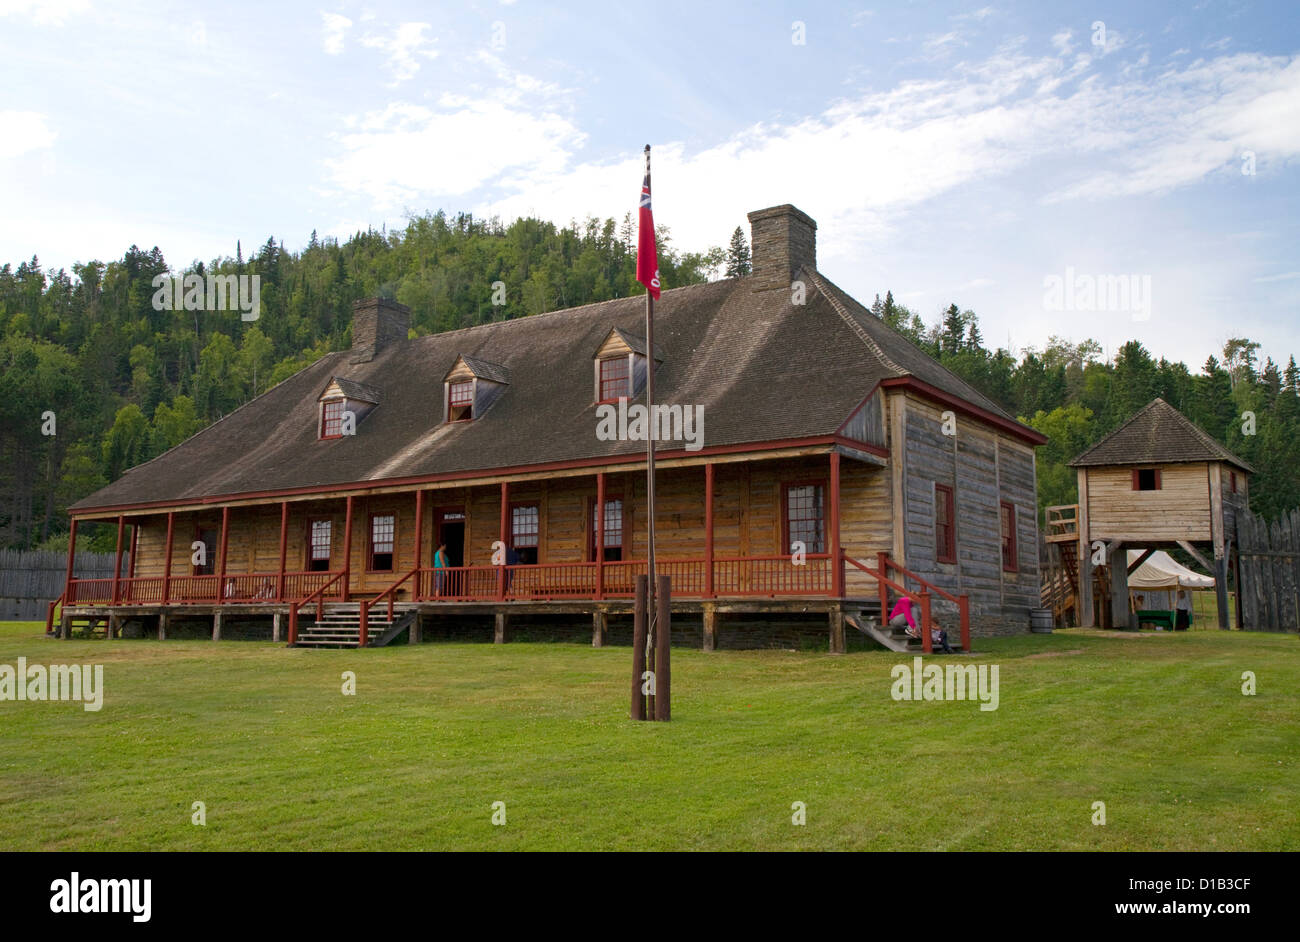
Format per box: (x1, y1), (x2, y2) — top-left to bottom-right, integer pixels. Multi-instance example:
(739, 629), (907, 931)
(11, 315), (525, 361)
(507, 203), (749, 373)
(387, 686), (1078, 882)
(636, 145), (661, 299)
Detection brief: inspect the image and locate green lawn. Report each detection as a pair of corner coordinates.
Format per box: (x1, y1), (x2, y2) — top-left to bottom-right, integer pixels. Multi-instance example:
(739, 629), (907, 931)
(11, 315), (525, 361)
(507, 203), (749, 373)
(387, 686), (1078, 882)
(0, 620), (1295, 850)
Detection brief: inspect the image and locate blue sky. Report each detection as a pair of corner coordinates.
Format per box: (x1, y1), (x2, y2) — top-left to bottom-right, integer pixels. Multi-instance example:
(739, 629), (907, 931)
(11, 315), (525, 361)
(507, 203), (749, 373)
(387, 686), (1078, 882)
(2, 0), (1297, 367)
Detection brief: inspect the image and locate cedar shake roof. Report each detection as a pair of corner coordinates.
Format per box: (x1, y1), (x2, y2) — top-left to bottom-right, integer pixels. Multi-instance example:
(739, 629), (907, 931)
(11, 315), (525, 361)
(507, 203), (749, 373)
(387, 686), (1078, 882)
(72, 265), (1043, 512)
(326, 377), (382, 403)
(1069, 398), (1254, 472)
(450, 355), (511, 385)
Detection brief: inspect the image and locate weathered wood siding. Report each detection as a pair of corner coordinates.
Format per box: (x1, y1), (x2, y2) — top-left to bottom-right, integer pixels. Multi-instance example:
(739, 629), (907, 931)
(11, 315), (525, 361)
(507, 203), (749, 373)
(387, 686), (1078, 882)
(841, 391), (886, 449)
(897, 392), (1040, 635)
(1085, 463), (1212, 542)
(121, 455), (893, 598)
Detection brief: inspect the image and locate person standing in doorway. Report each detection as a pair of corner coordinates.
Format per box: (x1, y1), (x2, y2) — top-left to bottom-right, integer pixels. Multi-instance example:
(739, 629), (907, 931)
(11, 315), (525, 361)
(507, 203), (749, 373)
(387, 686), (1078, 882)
(434, 542), (448, 598)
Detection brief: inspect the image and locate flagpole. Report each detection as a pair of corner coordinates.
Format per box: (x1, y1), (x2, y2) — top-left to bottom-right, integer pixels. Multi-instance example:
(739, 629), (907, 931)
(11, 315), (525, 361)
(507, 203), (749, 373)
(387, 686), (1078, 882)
(643, 144), (657, 672)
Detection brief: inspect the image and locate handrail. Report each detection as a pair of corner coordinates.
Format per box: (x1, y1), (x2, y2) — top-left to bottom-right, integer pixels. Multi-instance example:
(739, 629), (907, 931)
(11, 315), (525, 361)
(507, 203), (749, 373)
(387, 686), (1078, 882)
(880, 554), (960, 605)
(46, 593), (63, 636)
(287, 571), (347, 645)
(843, 552), (970, 653)
(359, 566), (421, 646)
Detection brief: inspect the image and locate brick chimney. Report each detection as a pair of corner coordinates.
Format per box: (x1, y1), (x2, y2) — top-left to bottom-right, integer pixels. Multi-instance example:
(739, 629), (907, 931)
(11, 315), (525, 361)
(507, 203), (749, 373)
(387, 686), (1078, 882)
(350, 297), (410, 363)
(746, 204), (817, 290)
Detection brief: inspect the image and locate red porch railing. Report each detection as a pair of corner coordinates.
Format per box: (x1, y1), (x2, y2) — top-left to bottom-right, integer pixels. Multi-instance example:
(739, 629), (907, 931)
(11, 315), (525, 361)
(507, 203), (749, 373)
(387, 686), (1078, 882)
(287, 571), (349, 645)
(66, 571), (345, 607)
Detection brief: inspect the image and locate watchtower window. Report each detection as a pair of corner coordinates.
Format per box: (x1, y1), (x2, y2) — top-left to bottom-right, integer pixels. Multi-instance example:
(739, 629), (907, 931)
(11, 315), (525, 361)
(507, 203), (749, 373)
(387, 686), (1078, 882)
(448, 381), (473, 422)
(599, 357), (630, 402)
(1133, 468), (1161, 491)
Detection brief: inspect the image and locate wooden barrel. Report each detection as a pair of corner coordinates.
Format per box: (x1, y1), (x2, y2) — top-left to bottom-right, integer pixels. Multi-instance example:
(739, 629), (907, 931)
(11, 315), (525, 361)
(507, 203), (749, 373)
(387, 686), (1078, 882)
(1029, 608), (1054, 633)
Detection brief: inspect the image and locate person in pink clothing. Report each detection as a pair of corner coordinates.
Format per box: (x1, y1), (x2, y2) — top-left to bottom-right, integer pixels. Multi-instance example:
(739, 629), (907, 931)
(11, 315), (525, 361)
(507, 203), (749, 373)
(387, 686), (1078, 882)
(888, 595), (953, 652)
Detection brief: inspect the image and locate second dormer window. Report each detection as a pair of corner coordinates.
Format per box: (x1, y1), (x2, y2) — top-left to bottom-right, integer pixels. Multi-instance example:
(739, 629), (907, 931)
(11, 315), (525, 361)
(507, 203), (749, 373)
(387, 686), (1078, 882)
(448, 381), (473, 421)
(321, 399), (345, 439)
(599, 357), (630, 402)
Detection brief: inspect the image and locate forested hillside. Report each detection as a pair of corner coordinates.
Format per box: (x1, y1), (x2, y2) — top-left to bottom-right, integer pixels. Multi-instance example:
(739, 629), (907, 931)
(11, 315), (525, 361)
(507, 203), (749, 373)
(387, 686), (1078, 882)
(1, 214), (1295, 552)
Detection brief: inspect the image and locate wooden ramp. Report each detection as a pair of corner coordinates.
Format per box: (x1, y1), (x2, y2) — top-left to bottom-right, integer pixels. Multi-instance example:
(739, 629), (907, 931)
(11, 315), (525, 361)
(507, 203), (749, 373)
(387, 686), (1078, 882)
(845, 612), (919, 653)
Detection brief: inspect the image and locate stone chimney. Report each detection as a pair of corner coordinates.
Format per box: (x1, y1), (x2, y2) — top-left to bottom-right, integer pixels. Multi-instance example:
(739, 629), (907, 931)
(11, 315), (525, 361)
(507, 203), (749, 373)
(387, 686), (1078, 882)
(746, 204), (817, 290)
(350, 297), (411, 363)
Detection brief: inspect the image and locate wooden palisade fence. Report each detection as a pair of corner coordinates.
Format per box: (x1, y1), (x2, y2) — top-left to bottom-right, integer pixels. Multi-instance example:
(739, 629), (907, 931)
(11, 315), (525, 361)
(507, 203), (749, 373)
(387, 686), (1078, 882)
(0, 550), (126, 621)
(1236, 508), (1300, 632)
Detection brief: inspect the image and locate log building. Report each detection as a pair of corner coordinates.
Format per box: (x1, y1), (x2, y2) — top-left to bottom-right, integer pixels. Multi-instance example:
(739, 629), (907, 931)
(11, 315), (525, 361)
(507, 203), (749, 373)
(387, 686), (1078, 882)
(1044, 397), (1252, 629)
(56, 204), (1046, 650)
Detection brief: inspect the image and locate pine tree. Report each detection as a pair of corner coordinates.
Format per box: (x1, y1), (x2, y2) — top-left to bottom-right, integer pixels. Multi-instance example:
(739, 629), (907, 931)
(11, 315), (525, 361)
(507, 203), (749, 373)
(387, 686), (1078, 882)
(724, 226), (751, 277)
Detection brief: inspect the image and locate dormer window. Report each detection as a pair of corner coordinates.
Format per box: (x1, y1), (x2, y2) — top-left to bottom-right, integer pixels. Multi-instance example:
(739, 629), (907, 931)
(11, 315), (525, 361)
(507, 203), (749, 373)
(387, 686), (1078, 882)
(320, 399), (345, 439)
(317, 376), (380, 441)
(448, 381), (473, 422)
(599, 357), (631, 402)
(442, 354), (510, 424)
(593, 328), (660, 404)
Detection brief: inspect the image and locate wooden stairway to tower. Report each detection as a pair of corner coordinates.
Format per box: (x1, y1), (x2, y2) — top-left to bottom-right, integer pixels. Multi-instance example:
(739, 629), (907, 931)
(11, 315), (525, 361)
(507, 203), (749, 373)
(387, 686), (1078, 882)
(1042, 504), (1081, 626)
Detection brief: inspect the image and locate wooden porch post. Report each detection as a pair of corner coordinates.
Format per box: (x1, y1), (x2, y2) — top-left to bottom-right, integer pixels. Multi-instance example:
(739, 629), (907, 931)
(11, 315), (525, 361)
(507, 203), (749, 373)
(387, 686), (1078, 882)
(110, 515), (125, 605)
(704, 463), (715, 598)
(217, 506), (230, 601)
(342, 495), (354, 602)
(829, 450), (843, 598)
(128, 521), (139, 579)
(63, 516), (78, 607)
(498, 482), (509, 600)
(595, 472), (605, 600)
(162, 511), (174, 604)
(414, 489), (424, 571)
(276, 501), (288, 602)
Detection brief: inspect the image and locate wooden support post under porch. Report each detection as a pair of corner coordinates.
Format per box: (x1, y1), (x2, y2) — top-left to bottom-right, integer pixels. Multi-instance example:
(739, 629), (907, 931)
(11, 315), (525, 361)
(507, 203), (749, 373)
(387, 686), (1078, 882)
(591, 610), (607, 647)
(702, 603), (718, 652)
(828, 602), (845, 654)
(494, 613), (508, 644)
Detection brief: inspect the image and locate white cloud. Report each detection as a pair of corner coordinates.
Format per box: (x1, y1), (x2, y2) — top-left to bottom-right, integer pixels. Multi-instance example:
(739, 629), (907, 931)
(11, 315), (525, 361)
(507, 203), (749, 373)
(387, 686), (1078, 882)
(321, 12), (352, 55)
(0, 0), (89, 27)
(1253, 271), (1300, 283)
(359, 21), (439, 85)
(320, 41), (1300, 273)
(0, 111), (56, 158)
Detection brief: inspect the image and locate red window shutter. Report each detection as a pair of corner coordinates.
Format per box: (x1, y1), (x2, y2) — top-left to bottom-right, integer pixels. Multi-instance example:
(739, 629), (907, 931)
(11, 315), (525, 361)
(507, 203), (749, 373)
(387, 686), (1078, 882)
(1131, 469), (1139, 490)
(1154, 469), (1162, 489)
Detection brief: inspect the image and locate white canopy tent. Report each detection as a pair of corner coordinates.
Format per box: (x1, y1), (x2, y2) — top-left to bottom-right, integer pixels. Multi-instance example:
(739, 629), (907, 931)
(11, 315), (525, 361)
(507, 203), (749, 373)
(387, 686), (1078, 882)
(1128, 550), (1215, 617)
(1127, 550), (1215, 590)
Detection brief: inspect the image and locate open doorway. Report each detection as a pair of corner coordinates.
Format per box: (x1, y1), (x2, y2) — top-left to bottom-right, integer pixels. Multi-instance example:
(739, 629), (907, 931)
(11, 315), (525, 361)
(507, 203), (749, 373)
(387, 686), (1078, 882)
(435, 509), (466, 567)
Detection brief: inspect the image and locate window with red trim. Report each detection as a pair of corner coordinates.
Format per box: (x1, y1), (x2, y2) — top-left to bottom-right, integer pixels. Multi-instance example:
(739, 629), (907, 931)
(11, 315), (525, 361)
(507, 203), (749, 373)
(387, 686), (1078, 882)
(309, 519), (331, 572)
(320, 399), (345, 438)
(369, 514), (395, 571)
(783, 483), (825, 554)
(1132, 468), (1161, 491)
(598, 357), (630, 402)
(1000, 501), (1017, 572)
(448, 381), (473, 421)
(511, 504), (539, 565)
(935, 484), (956, 563)
(589, 498), (623, 561)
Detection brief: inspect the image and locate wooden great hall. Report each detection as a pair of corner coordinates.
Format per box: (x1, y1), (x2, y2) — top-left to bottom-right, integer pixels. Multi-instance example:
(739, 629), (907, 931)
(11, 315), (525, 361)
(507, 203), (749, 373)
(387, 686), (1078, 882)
(54, 205), (1045, 651)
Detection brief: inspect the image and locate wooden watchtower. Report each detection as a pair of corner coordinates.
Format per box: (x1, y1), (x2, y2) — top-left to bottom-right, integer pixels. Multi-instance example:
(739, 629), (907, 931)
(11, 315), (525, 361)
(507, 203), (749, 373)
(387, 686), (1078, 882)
(1056, 398), (1252, 629)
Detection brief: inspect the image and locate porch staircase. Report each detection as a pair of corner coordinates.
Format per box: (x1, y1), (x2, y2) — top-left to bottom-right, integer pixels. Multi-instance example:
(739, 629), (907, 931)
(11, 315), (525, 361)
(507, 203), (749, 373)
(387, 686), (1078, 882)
(846, 603), (923, 653)
(291, 604), (417, 648)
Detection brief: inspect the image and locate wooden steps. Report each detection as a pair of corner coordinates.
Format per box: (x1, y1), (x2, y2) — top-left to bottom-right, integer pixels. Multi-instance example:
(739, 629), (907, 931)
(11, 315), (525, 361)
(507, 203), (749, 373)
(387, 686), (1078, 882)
(845, 609), (922, 653)
(292, 605), (416, 648)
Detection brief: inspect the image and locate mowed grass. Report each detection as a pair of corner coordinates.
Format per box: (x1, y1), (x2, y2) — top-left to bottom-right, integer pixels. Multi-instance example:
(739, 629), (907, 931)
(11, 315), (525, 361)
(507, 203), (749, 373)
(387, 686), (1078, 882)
(0, 621), (1296, 851)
